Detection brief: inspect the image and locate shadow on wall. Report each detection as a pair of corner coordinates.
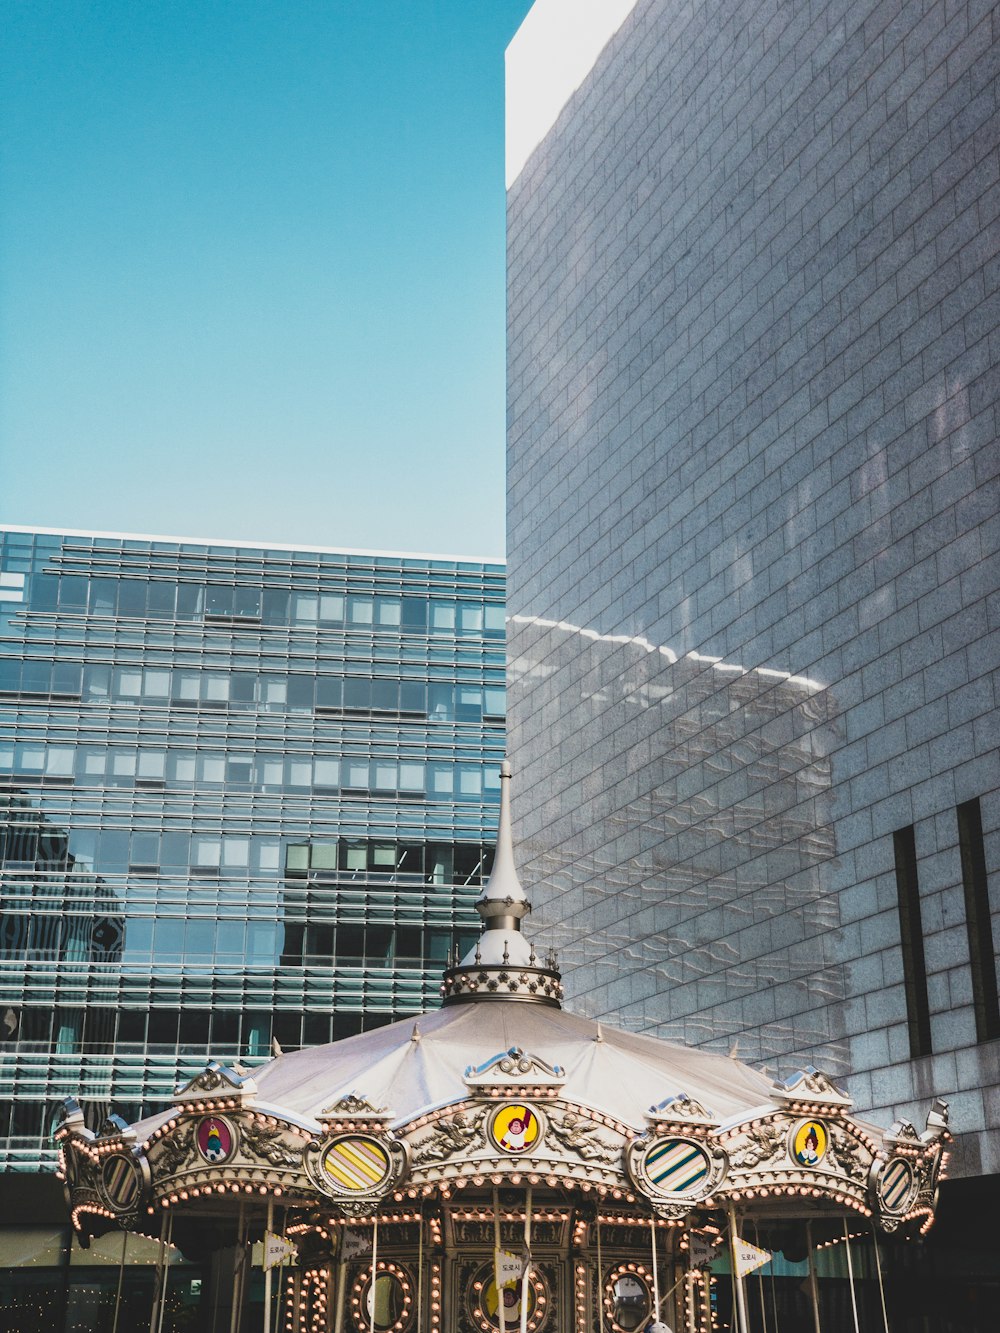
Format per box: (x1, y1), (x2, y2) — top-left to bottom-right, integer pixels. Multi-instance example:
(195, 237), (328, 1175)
(507, 613), (847, 1075)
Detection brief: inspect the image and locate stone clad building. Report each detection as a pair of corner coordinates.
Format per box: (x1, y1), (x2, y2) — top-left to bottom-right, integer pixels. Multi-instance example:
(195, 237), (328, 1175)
(504, 0), (1000, 1304)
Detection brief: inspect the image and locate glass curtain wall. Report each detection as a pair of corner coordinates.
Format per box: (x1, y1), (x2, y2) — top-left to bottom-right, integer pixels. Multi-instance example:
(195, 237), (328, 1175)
(0, 527), (505, 1170)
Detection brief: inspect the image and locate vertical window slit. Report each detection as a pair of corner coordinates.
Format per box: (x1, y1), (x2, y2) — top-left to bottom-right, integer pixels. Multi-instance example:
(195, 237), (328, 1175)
(957, 798), (1000, 1043)
(893, 825), (932, 1058)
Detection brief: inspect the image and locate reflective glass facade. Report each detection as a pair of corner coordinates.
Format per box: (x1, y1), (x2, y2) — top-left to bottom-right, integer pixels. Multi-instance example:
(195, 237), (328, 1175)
(0, 526), (505, 1169)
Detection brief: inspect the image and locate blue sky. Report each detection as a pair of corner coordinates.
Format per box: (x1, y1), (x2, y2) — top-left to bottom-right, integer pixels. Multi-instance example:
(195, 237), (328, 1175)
(0, 1), (533, 558)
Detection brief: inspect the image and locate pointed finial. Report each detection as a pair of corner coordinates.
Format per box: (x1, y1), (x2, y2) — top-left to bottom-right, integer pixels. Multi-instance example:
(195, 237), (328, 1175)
(411, 1022), (421, 1043)
(529, 941), (537, 965)
(270, 1037), (283, 1057)
(502, 940), (510, 965)
(594, 1023), (604, 1044)
(475, 940), (481, 964)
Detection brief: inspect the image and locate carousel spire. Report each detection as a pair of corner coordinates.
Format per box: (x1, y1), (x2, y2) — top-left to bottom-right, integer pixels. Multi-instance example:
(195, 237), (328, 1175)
(440, 759), (563, 1005)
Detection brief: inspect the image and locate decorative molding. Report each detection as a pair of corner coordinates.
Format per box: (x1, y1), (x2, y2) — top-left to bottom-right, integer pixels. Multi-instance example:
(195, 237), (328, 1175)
(319, 1094), (389, 1121)
(464, 1047), (566, 1090)
(546, 1112), (620, 1166)
(409, 1108), (488, 1166)
(775, 1067), (852, 1108)
(174, 1063), (257, 1103)
(242, 1122), (302, 1169)
(647, 1094), (716, 1128)
(153, 1124), (194, 1176)
(728, 1120), (786, 1170)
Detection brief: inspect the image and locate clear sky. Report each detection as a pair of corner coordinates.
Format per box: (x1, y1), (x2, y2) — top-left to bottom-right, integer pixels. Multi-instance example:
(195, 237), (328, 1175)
(0, 0), (533, 559)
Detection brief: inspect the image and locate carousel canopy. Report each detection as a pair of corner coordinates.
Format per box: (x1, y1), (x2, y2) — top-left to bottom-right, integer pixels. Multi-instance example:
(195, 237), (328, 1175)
(58, 762), (951, 1245)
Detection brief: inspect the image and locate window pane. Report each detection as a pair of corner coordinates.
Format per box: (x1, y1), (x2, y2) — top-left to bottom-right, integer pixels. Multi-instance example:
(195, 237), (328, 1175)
(263, 676), (287, 706)
(193, 837), (221, 867)
(173, 671), (199, 701)
(199, 754), (225, 783)
(484, 687), (505, 716)
(459, 604), (483, 634)
(45, 746), (74, 776)
(314, 759), (339, 787)
(428, 763), (453, 794)
(257, 757), (283, 787)
(316, 677), (342, 709)
(223, 838), (249, 867)
(319, 594), (344, 622)
(373, 762), (396, 790)
(430, 602), (455, 632)
(287, 676), (314, 711)
(205, 585), (233, 616)
(293, 594), (317, 623)
(347, 596), (373, 624)
(346, 760), (368, 788)
(428, 685), (454, 720)
(168, 752), (196, 782)
(286, 760), (311, 787)
(83, 666), (110, 701)
(113, 668), (142, 699)
(117, 579), (146, 617)
(233, 586), (261, 618)
(137, 750), (165, 779)
(484, 603), (505, 633)
(176, 584), (204, 619)
(143, 669), (170, 698)
(376, 598), (401, 626)
(261, 589), (289, 624)
(399, 762), (424, 791)
(147, 582), (175, 619)
(203, 673), (229, 702)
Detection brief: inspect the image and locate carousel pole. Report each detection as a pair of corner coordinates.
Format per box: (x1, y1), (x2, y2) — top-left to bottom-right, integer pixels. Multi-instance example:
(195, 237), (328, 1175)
(492, 1188), (507, 1333)
(416, 1203), (424, 1333)
(149, 1209), (168, 1333)
(156, 1211), (174, 1333)
(370, 1215), (380, 1329)
(595, 1212), (604, 1333)
(230, 1202), (246, 1333)
(264, 1198), (275, 1333)
(726, 1204), (750, 1333)
(332, 1229), (348, 1333)
(519, 1186), (533, 1333)
(650, 1218), (660, 1316)
(753, 1222), (768, 1333)
(871, 1222), (890, 1333)
(805, 1222), (821, 1333)
(111, 1225), (128, 1333)
(841, 1220), (860, 1333)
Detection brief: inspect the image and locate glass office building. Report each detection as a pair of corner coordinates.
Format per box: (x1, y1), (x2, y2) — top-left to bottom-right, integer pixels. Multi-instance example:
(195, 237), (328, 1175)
(0, 525), (505, 1173)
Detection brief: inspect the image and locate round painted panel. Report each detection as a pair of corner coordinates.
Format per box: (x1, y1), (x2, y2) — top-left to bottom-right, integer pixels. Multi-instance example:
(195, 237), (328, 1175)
(791, 1120), (828, 1167)
(323, 1136), (391, 1194)
(489, 1103), (541, 1154)
(642, 1138), (711, 1195)
(878, 1158), (915, 1214)
(102, 1153), (141, 1211)
(196, 1115), (235, 1164)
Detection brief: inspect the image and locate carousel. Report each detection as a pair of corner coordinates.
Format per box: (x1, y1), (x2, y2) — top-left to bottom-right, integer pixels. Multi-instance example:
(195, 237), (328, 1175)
(57, 763), (951, 1333)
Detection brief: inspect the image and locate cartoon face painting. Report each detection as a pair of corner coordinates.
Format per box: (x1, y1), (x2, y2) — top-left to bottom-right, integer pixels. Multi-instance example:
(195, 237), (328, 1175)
(792, 1120), (827, 1167)
(490, 1103), (540, 1154)
(196, 1115), (234, 1163)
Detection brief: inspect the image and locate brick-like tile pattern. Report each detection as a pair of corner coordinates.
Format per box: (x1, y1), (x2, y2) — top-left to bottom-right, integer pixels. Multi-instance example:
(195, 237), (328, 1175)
(506, 0), (1000, 1175)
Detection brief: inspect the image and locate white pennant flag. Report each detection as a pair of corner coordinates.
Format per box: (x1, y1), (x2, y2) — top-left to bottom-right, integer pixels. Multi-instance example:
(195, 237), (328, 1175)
(494, 1248), (522, 1289)
(688, 1233), (719, 1268)
(733, 1236), (771, 1277)
(263, 1232), (298, 1270)
(342, 1229), (372, 1260)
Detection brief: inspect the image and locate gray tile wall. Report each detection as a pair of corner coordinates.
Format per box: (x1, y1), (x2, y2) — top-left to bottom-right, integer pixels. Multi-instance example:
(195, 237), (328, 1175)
(506, 0), (1000, 1176)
